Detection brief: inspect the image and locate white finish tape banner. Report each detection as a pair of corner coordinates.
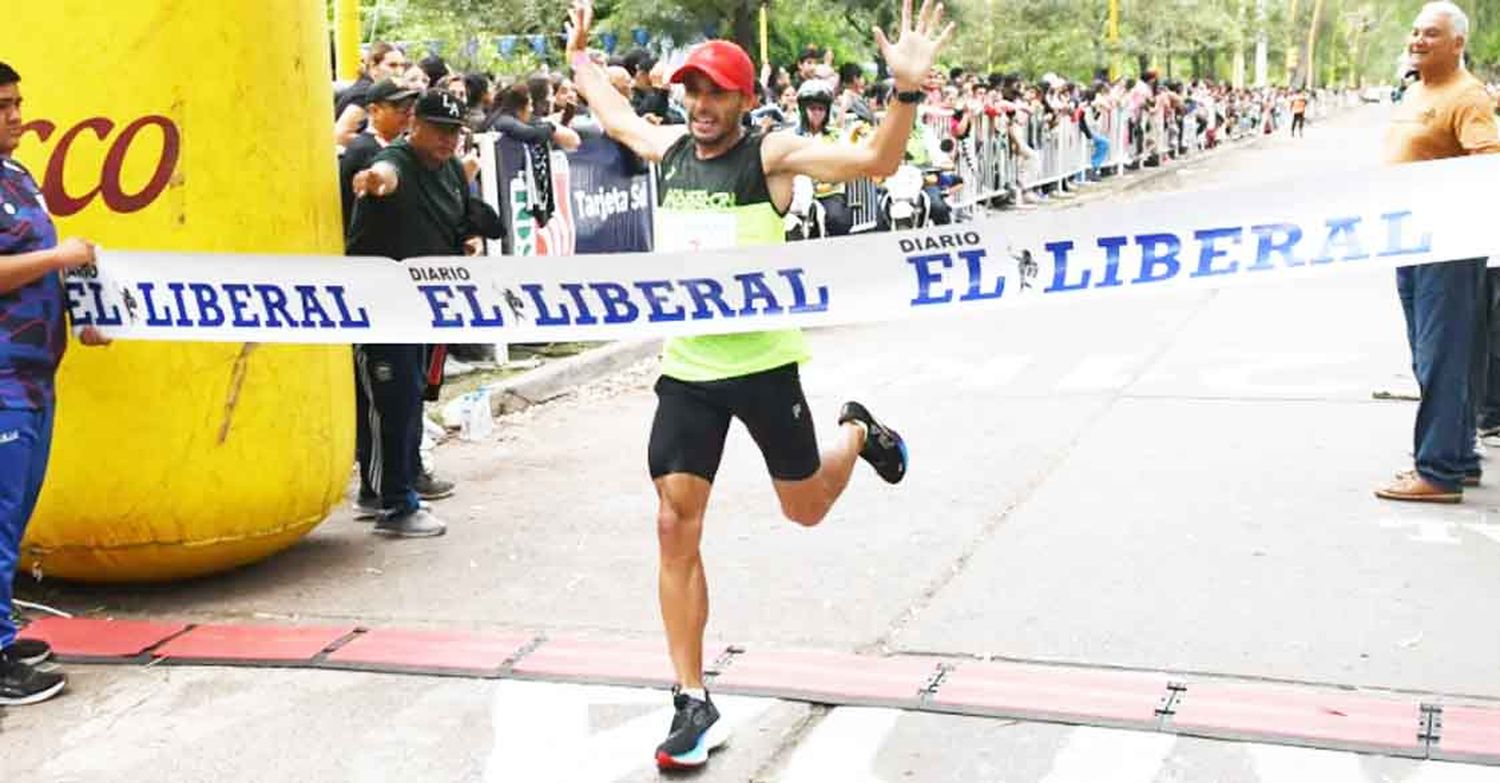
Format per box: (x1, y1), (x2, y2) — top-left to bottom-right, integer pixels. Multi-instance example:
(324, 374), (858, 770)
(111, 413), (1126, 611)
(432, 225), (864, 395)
(68, 156), (1500, 345)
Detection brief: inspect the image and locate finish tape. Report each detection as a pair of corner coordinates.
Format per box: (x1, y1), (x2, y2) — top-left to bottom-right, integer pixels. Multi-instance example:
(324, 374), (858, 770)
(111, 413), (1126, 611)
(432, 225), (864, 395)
(68, 156), (1498, 345)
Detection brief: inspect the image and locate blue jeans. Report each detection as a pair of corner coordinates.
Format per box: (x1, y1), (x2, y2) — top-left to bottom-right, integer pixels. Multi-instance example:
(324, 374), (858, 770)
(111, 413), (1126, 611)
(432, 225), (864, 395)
(923, 185), (952, 225)
(1091, 137), (1111, 170)
(0, 404), (54, 650)
(1397, 259), (1485, 490)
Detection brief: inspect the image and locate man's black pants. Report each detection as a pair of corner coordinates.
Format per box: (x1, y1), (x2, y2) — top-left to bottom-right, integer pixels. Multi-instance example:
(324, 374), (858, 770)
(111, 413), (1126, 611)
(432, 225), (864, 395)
(819, 194), (854, 237)
(355, 344), (425, 516)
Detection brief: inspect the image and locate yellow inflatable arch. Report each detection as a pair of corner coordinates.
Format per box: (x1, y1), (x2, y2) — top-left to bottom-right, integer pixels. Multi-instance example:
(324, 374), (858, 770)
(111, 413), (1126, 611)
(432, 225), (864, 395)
(10, 2), (353, 581)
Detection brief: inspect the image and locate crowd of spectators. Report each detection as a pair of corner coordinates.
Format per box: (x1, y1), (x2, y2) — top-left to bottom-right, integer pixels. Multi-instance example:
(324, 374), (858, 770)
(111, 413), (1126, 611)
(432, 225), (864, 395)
(332, 39), (1328, 219)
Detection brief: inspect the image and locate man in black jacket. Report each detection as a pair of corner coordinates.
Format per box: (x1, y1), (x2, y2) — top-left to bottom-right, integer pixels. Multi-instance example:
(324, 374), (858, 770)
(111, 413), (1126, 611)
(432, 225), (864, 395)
(346, 90), (477, 538)
(339, 80), (460, 515)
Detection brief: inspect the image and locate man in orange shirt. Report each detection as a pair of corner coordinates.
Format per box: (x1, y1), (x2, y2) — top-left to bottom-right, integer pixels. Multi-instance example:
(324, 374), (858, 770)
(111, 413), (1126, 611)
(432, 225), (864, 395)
(1377, 2), (1500, 503)
(1289, 90), (1308, 137)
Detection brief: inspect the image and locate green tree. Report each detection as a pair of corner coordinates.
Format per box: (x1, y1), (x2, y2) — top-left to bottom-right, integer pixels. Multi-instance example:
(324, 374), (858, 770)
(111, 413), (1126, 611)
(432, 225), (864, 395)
(332, 0), (570, 74)
(335, 0), (917, 74)
(334, 0), (1500, 86)
(596, 0), (902, 69)
(945, 0), (1252, 82)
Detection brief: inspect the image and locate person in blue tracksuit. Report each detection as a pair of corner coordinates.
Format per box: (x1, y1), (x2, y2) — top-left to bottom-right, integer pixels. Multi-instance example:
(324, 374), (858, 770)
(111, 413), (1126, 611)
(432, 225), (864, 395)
(0, 61), (112, 706)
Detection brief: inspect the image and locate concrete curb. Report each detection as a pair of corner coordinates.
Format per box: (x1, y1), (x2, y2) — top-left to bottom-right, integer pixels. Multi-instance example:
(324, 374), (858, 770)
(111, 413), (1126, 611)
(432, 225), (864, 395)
(487, 339), (661, 417)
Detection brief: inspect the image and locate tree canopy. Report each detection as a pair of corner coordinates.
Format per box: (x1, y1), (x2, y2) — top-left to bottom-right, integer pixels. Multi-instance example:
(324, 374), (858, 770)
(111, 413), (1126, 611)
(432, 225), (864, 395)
(332, 0), (1500, 85)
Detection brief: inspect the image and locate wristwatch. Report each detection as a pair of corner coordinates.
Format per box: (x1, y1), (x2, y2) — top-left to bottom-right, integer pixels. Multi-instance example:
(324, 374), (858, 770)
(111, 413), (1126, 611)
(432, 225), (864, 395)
(896, 90), (925, 105)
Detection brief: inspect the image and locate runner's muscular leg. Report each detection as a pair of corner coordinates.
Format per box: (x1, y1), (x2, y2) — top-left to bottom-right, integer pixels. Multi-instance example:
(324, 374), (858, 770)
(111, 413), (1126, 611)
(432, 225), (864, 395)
(734, 365), (870, 527)
(772, 422), (866, 527)
(656, 472), (713, 690)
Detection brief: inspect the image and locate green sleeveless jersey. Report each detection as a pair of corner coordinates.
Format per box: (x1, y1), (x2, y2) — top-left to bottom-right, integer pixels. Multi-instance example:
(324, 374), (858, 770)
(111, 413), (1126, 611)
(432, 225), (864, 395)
(654, 131), (810, 382)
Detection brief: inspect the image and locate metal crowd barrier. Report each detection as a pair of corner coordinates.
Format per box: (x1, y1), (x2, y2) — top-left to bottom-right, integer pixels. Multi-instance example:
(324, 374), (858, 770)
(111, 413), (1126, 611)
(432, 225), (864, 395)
(894, 90), (1347, 217)
(846, 176), (883, 233)
(472, 91), (1354, 239)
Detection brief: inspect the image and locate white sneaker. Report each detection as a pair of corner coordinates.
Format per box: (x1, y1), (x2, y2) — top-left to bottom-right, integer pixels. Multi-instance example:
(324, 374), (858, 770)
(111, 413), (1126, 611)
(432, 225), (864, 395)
(351, 496), (381, 521)
(443, 359), (476, 379)
(373, 507), (446, 538)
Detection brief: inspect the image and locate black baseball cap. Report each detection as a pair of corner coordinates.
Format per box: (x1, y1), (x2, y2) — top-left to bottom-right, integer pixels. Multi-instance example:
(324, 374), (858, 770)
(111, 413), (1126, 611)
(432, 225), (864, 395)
(414, 89), (467, 126)
(367, 78), (418, 105)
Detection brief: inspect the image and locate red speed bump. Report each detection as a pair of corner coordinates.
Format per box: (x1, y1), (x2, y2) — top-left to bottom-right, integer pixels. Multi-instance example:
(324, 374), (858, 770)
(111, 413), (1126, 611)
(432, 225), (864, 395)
(926, 660), (1172, 730)
(17, 617), (189, 659)
(1167, 681), (1425, 758)
(151, 623), (358, 665)
(322, 628), (536, 678)
(710, 649), (941, 708)
(1430, 704), (1500, 764)
(510, 637), (730, 688)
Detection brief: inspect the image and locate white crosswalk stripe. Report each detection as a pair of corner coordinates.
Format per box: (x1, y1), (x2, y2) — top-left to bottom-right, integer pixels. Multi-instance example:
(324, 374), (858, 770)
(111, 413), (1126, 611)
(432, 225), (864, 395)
(482, 680), (776, 783)
(1405, 762), (1500, 783)
(1039, 726), (1175, 783)
(1248, 743), (1366, 782)
(778, 707), (902, 783)
(1054, 353), (1141, 392)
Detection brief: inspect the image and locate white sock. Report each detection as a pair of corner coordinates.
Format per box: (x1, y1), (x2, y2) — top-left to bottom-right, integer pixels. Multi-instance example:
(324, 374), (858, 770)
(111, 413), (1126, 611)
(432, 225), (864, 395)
(681, 686), (708, 702)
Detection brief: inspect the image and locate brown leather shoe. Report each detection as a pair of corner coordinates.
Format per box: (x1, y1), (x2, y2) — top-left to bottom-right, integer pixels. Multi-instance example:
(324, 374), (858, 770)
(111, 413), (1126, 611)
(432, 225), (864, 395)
(1377, 472), (1462, 503)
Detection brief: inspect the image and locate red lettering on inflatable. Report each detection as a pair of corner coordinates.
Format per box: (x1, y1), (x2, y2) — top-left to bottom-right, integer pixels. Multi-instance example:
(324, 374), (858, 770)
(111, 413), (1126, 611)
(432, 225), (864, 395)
(43, 118), (115, 216)
(100, 116), (180, 214)
(19, 115), (182, 216)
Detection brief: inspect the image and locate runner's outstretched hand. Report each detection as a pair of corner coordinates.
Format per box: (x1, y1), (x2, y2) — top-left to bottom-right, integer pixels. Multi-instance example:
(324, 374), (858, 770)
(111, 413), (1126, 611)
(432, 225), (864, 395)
(567, 0), (594, 61)
(875, 0), (955, 90)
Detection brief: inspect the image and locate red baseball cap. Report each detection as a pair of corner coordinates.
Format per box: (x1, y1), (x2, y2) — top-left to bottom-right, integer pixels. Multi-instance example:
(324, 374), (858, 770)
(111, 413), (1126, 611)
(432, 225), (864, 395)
(669, 40), (757, 100)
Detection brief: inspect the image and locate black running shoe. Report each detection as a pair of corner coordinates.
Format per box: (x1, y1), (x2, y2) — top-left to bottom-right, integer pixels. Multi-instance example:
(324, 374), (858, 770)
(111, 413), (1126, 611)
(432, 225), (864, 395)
(414, 471), (456, 501)
(9, 637), (51, 666)
(839, 401), (908, 484)
(0, 648), (66, 706)
(655, 689), (728, 769)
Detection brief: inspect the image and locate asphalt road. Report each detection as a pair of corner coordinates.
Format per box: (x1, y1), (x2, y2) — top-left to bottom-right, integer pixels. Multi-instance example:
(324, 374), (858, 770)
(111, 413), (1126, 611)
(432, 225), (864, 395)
(10, 103), (1500, 782)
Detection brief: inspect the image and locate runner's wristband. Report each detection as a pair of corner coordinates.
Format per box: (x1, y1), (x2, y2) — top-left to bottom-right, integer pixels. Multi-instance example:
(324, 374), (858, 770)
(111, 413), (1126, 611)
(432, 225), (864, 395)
(896, 90), (925, 105)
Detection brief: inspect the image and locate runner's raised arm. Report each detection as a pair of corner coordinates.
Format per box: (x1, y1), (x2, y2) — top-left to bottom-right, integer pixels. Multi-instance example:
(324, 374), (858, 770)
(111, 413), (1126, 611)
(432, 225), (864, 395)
(763, 0), (954, 182)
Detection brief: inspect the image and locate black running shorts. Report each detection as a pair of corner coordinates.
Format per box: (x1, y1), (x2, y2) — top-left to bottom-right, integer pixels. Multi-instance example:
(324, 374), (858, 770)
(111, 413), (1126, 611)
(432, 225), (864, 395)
(648, 363), (821, 483)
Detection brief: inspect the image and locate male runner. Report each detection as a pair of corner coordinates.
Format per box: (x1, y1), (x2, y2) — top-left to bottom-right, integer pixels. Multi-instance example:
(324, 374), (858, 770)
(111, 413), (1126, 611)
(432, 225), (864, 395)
(566, 0), (952, 768)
